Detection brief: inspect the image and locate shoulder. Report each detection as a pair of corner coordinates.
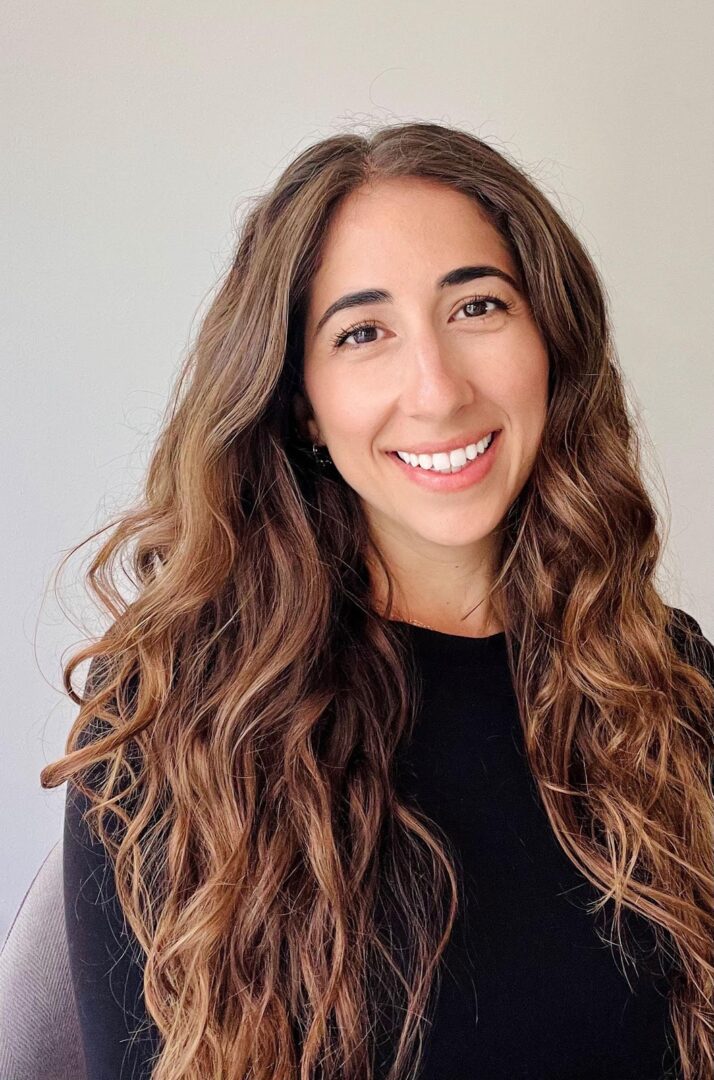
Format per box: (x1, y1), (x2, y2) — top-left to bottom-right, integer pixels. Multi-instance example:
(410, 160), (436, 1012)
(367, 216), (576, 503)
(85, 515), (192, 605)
(75, 652), (141, 753)
(666, 605), (714, 688)
(68, 652), (144, 832)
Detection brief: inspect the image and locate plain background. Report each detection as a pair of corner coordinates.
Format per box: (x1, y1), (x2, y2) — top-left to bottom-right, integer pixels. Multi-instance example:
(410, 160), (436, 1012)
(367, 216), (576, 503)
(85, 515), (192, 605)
(3, 0), (713, 946)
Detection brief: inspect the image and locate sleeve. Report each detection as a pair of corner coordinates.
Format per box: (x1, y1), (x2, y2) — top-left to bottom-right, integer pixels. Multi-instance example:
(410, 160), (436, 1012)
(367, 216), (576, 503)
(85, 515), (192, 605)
(63, 661), (162, 1080)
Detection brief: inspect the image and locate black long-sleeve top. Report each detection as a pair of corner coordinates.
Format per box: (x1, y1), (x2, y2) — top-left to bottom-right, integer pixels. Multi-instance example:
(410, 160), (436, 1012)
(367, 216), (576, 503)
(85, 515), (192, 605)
(63, 607), (714, 1079)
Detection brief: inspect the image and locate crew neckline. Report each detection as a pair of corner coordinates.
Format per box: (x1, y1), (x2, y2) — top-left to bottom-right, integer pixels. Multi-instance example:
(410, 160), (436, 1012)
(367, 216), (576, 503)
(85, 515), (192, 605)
(390, 619), (507, 659)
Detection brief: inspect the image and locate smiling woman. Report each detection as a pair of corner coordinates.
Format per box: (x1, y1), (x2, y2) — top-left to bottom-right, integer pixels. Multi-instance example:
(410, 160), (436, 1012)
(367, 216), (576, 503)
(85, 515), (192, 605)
(296, 177), (550, 638)
(40, 122), (714, 1080)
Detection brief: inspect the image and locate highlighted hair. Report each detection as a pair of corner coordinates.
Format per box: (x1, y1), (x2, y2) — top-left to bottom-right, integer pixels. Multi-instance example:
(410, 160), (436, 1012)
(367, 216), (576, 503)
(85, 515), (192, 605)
(42, 122), (714, 1079)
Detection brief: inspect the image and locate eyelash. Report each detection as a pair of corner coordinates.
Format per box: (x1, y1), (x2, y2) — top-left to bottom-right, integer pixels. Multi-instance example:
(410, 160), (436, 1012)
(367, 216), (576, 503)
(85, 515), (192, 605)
(329, 293), (515, 351)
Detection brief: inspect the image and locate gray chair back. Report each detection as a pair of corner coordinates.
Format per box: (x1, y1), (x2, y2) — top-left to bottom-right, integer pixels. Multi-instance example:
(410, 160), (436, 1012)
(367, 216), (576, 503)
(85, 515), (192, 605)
(0, 838), (86, 1080)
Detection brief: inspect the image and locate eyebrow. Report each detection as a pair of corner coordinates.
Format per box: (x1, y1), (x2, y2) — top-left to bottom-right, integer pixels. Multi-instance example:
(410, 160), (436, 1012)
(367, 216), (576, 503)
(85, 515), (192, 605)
(313, 264), (522, 339)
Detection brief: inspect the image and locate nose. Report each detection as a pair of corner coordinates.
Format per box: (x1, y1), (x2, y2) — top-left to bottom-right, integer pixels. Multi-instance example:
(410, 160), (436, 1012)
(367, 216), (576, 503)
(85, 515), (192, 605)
(399, 331), (476, 415)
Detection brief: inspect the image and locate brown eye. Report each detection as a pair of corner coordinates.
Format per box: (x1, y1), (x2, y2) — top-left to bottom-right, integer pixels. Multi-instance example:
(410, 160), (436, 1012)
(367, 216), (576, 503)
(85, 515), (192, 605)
(331, 320), (380, 350)
(454, 294), (513, 321)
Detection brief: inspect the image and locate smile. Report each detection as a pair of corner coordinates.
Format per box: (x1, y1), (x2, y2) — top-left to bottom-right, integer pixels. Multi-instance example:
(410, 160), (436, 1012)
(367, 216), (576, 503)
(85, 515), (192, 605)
(395, 431), (496, 472)
(386, 430), (501, 493)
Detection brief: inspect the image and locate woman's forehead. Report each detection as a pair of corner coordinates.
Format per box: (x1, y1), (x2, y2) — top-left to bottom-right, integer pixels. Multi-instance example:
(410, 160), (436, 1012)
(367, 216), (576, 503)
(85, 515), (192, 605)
(306, 181), (515, 327)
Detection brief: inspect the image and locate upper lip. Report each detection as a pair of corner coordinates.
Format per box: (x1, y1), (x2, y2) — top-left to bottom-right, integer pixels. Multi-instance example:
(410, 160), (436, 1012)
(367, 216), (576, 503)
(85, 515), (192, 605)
(389, 428), (500, 456)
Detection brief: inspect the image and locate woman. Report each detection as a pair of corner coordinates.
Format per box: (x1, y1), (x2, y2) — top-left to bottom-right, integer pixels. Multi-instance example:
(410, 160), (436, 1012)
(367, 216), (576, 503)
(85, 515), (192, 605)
(41, 122), (714, 1080)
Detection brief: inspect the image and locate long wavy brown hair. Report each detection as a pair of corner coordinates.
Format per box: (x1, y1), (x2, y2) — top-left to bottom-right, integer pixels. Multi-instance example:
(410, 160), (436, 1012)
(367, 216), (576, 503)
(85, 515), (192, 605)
(41, 121), (714, 1079)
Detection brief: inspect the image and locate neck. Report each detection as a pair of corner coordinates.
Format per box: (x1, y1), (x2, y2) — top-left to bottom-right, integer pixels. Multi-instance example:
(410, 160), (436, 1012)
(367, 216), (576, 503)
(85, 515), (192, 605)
(364, 523), (502, 637)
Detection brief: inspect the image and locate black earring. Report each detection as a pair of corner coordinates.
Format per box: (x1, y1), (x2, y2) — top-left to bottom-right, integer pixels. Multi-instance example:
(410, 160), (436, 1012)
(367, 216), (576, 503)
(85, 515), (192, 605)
(311, 441), (332, 468)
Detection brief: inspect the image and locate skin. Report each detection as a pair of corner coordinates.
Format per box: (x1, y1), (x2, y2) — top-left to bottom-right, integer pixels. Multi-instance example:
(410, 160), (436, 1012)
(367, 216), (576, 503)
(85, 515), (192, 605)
(295, 176), (549, 638)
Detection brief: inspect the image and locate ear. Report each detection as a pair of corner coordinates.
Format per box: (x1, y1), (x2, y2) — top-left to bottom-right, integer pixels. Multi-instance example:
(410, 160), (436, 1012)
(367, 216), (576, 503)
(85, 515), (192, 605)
(292, 391), (320, 444)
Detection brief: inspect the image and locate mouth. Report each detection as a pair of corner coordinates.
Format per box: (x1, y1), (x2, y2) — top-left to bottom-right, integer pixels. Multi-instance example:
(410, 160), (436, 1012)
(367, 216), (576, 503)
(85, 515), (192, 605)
(385, 429), (502, 492)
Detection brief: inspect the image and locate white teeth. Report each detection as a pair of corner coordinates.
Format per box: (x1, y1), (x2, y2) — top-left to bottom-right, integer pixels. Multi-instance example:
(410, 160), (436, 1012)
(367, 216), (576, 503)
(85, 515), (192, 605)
(396, 432), (495, 472)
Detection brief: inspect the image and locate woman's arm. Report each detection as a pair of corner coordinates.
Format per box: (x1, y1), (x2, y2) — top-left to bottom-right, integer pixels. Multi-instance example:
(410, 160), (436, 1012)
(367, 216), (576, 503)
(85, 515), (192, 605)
(63, 673), (162, 1080)
(63, 776), (161, 1080)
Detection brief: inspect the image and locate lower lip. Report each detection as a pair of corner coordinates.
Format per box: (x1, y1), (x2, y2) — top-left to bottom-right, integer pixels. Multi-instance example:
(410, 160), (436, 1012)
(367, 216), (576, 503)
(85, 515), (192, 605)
(386, 430), (502, 492)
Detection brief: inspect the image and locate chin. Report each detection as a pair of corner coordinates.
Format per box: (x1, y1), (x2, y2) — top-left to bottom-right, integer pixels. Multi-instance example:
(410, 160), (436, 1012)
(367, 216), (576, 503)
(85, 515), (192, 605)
(407, 523), (494, 547)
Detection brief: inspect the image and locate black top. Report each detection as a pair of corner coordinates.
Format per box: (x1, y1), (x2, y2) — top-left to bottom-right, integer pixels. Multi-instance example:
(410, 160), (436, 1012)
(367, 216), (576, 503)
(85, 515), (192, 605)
(64, 608), (713, 1079)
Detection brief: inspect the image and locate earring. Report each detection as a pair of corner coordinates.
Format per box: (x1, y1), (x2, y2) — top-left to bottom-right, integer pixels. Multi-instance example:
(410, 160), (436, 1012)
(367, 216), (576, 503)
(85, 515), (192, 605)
(312, 441), (332, 468)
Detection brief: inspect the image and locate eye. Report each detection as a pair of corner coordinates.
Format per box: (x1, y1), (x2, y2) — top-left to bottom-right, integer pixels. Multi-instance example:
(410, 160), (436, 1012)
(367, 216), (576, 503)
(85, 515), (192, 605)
(329, 293), (514, 351)
(453, 294), (514, 322)
(330, 318), (380, 350)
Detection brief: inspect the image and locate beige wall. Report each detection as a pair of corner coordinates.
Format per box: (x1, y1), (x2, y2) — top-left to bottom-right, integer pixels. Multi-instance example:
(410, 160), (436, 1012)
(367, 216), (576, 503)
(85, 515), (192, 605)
(3, 0), (712, 940)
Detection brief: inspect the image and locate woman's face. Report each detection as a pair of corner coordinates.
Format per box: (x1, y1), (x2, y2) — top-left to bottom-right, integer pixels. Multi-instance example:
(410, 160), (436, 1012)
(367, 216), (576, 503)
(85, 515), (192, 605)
(299, 176), (549, 563)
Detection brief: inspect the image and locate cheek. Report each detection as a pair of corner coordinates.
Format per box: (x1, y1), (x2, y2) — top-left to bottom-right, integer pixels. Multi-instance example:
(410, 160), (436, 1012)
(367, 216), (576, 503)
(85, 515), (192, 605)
(491, 339), (549, 426)
(327, 399), (375, 442)
(310, 370), (385, 441)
